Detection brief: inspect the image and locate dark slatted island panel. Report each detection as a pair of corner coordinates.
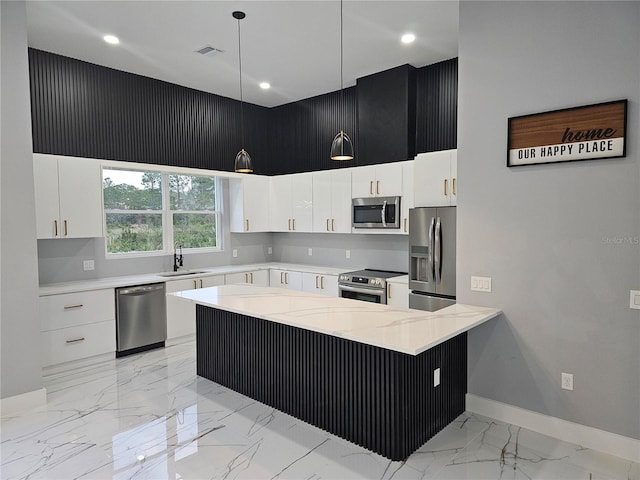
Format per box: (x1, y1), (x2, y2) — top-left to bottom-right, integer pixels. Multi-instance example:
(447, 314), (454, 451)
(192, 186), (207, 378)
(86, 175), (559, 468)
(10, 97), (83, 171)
(196, 305), (467, 461)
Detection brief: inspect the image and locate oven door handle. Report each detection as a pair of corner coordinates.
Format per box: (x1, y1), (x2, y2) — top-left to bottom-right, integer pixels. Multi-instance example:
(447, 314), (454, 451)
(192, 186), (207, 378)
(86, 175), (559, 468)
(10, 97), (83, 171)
(339, 284), (384, 296)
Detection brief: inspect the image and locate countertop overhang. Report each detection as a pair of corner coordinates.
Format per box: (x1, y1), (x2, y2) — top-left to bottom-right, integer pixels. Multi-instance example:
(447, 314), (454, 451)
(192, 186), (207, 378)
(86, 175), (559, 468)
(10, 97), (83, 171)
(172, 284), (502, 355)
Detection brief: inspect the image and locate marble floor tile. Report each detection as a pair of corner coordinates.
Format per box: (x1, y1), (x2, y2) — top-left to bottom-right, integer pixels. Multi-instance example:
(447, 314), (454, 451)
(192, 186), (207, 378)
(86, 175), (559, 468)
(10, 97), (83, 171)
(1, 340), (637, 480)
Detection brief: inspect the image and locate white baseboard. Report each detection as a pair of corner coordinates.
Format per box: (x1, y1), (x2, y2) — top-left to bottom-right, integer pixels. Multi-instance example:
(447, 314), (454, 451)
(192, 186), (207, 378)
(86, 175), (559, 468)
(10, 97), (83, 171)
(0, 387), (47, 418)
(466, 394), (640, 463)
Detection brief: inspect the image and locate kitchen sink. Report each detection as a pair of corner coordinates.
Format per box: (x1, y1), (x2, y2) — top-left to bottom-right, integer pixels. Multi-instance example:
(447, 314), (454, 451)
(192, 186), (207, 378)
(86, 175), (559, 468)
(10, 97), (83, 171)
(157, 270), (208, 277)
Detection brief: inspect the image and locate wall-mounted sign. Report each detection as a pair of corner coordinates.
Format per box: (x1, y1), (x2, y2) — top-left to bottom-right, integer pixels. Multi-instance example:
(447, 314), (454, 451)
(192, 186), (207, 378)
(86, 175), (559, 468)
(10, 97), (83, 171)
(507, 99), (627, 167)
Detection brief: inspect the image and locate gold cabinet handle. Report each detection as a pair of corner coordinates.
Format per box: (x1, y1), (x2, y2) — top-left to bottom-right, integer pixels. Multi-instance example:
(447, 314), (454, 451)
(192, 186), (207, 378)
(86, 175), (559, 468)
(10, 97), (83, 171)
(404, 218), (408, 233)
(370, 181), (374, 195)
(280, 271), (284, 284)
(452, 178), (457, 195)
(63, 304), (83, 310)
(288, 219), (292, 230)
(250, 272), (254, 284)
(64, 219), (68, 236)
(200, 279), (203, 288)
(244, 273), (248, 283)
(444, 179), (448, 196)
(376, 180), (380, 195)
(54, 220), (58, 237)
(292, 219), (295, 231)
(387, 283), (391, 299)
(315, 275), (319, 289)
(332, 219), (335, 231)
(326, 219), (330, 231)
(193, 280), (197, 289)
(245, 219), (249, 231)
(320, 276), (325, 289)
(66, 337), (85, 344)
(285, 272), (289, 284)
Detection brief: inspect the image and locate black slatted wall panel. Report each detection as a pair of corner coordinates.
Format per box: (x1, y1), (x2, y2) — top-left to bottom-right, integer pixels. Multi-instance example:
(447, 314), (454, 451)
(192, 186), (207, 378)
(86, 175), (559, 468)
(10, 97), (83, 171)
(28, 49), (271, 174)
(416, 58), (458, 153)
(196, 305), (467, 461)
(268, 87), (357, 174)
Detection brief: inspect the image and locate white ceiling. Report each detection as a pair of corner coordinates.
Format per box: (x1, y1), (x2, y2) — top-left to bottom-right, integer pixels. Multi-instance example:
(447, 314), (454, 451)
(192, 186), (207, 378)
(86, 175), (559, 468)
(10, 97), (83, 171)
(25, 1), (459, 108)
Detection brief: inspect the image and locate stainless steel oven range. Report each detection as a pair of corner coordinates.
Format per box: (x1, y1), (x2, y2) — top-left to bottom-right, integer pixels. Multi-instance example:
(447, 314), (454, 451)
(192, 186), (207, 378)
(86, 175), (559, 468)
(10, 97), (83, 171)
(338, 269), (406, 304)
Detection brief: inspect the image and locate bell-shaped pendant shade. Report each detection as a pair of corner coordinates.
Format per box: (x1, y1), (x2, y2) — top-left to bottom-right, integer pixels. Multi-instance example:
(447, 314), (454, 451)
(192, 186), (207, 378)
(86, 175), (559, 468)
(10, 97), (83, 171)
(234, 148), (253, 173)
(330, 130), (354, 161)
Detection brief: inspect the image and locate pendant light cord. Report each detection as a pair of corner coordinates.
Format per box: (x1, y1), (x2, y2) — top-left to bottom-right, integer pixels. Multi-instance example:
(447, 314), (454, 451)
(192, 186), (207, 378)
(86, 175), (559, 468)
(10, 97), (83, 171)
(237, 17), (245, 147)
(340, 0), (344, 129)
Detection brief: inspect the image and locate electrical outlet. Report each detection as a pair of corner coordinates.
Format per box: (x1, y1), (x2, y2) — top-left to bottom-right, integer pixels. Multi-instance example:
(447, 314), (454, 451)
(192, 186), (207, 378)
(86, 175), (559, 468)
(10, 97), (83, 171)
(471, 276), (492, 292)
(346, 250), (351, 259)
(83, 260), (95, 271)
(267, 247), (273, 255)
(561, 372), (574, 391)
(308, 248), (313, 256)
(433, 368), (441, 387)
(232, 249), (238, 258)
(630, 290), (640, 309)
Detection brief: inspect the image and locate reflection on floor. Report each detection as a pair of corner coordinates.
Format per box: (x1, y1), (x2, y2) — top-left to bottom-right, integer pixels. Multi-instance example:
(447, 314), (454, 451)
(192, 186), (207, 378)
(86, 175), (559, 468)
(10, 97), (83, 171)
(1, 341), (638, 479)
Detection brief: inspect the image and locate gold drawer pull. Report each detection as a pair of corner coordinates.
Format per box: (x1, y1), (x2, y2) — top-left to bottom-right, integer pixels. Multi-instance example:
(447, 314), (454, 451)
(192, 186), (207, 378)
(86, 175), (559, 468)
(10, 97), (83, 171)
(444, 179), (448, 196)
(66, 337), (85, 344)
(452, 178), (457, 195)
(326, 219), (330, 231)
(332, 219), (335, 231)
(64, 220), (68, 236)
(54, 220), (58, 237)
(63, 304), (84, 310)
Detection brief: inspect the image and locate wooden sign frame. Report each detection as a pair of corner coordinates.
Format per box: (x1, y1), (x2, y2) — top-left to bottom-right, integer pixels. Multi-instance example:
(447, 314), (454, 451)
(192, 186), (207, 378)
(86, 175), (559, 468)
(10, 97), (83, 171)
(507, 99), (627, 167)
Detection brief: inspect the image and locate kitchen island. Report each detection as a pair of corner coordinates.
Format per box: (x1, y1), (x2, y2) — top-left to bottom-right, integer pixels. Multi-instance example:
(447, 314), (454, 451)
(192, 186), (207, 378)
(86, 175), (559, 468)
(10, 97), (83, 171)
(172, 284), (501, 460)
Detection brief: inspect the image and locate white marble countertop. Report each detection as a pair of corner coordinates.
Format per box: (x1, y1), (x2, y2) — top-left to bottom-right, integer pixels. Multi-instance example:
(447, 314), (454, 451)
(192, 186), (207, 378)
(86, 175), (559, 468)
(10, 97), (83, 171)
(171, 284), (502, 356)
(39, 263), (355, 296)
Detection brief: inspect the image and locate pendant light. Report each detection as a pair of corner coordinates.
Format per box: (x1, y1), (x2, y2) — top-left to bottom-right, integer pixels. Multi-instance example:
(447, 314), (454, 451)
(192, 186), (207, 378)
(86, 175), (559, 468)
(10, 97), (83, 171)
(233, 11), (253, 173)
(330, 0), (354, 161)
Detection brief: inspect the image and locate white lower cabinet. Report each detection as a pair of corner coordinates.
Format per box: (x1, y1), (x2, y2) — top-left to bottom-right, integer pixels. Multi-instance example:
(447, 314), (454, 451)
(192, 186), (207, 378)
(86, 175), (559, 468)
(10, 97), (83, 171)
(165, 275), (224, 341)
(302, 273), (338, 297)
(41, 321), (116, 367)
(39, 288), (116, 368)
(225, 270), (269, 286)
(269, 269), (303, 290)
(386, 277), (409, 308)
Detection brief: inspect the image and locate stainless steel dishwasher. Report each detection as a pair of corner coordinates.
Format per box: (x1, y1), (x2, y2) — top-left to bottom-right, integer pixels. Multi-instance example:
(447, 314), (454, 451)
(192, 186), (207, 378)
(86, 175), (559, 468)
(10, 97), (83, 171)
(115, 283), (167, 357)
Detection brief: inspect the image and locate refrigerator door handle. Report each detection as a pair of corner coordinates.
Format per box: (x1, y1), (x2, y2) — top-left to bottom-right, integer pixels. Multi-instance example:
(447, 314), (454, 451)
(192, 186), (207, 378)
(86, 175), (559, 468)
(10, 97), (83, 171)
(434, 217), (442, 284)
(428, 216), (435, 283)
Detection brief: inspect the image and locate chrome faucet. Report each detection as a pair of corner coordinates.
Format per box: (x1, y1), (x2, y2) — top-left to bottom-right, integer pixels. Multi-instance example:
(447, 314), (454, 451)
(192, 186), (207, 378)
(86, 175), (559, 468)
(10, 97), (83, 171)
(173, 244), (183, 272)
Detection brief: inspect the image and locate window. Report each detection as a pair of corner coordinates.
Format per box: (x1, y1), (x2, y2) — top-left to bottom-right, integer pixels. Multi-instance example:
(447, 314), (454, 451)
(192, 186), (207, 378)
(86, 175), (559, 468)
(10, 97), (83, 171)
(102, 168), (220, 256)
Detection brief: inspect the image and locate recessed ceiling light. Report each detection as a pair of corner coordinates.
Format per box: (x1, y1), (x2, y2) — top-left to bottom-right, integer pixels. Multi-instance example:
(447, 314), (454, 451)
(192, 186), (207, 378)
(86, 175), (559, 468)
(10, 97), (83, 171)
(259, 82), (271, 90)
(103, 35), (120, 45)
(401, 33), (416, 44)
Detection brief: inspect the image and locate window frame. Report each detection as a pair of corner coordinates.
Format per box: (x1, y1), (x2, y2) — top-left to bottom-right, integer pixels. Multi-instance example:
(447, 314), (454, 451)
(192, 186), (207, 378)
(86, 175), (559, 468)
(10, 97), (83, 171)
(102, 166), (222, 258)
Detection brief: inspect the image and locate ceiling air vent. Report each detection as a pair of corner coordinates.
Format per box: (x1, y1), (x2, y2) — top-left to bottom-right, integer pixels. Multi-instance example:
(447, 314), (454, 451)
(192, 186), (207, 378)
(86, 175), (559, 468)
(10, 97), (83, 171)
(194, 45), (224, 57)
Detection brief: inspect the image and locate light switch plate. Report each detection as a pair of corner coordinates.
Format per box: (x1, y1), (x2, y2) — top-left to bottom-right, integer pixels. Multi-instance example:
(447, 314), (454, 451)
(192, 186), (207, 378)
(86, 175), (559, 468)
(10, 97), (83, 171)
(346, 250), (351, 259)
(433, 368), (441, 387)
(83, 260), (95, 271)
(232, 249), (238, 258)
(267, 247), (273, 255)
(308, 248), (313, 256)
(471, 276), (492, 292)
(630, 290), (640, 310)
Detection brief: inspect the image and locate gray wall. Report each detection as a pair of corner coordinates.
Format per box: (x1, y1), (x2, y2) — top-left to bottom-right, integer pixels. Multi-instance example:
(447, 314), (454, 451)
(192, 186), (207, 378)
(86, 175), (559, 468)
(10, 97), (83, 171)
(1, 1), (43, 399)
(458, 1), (639, 439)
(272, 232), (408, 273)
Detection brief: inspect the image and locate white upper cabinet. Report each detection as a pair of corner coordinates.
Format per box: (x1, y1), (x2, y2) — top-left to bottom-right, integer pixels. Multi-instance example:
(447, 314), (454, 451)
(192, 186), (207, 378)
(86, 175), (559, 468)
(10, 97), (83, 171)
(229, 175), (271, 232)
(269, 173), (313, 232)
(312, 169), (352, 234)
(33, 154), (103, 239)
(400, 161), (414, 234)
(414, 149), (457, 207)
(351, 162), (403, 198)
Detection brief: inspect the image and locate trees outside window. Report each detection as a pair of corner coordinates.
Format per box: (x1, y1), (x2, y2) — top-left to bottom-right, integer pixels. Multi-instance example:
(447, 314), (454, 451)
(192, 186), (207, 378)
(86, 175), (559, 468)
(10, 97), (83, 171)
(103, 169), (220, 256)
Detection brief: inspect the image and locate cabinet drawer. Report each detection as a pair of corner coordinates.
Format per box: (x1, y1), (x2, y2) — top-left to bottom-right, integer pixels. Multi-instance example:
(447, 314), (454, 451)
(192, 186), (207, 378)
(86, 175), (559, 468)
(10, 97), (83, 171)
(41, 320), (116, 367)
(40, 289), (115, 332)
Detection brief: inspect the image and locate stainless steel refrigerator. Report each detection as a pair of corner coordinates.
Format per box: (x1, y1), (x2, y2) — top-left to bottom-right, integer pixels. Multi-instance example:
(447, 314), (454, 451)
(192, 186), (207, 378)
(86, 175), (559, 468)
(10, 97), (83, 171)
(408, 207), (456, 311)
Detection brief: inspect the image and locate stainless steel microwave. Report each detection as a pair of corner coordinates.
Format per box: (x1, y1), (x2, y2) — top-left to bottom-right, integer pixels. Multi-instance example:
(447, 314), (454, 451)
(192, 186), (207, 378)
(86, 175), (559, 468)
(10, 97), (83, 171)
(352, 196), (401, 229)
